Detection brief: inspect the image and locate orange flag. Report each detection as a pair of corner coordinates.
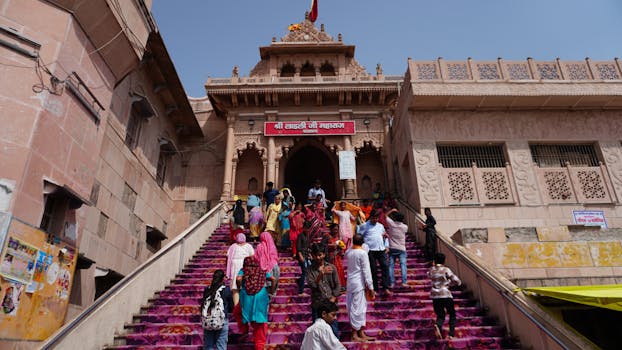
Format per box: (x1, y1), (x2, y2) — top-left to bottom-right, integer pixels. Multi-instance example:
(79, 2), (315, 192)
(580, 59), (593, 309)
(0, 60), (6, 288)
(309, 0), (318, 22)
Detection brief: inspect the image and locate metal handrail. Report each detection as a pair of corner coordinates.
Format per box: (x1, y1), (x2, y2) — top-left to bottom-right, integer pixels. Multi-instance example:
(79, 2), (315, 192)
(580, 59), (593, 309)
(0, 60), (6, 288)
(396, 198), (595, 350)
(40, 202), (226, 349)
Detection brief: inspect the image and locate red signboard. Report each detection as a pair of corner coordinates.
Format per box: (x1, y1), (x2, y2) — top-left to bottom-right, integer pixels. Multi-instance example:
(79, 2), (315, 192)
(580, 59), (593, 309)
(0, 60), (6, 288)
(264, 121), (356, 136)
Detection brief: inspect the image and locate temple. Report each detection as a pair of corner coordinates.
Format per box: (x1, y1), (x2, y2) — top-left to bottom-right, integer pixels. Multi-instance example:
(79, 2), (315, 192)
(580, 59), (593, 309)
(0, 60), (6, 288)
(0, 3), (621, 350)
(198, 18), (402, 203)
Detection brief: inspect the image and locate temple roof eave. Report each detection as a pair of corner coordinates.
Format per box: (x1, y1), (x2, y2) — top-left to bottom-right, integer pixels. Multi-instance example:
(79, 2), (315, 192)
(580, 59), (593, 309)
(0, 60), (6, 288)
(259, 43), (356, 59)
(205, 83), (400, 95)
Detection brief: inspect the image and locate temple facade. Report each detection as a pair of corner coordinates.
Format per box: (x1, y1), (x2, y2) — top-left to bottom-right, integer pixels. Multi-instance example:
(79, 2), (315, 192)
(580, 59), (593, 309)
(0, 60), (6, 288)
(200, 19), (402, 203)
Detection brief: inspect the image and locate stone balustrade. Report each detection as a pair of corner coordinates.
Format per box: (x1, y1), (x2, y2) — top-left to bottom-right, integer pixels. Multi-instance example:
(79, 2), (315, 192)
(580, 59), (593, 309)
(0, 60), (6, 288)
(206, 74), (404, 85)
(410, 57), (622, 82)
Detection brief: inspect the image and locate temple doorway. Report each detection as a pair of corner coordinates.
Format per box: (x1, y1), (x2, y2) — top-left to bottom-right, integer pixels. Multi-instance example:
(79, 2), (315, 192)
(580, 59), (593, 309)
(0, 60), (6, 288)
(283, 143), (337, 204)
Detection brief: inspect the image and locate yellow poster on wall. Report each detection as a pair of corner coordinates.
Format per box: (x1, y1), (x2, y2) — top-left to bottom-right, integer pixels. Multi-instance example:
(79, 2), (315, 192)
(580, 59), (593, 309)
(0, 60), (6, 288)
(0, 217), (78, 340)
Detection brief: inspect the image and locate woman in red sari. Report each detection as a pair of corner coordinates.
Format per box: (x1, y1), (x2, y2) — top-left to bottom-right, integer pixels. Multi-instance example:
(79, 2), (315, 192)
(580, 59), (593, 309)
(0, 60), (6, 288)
(288, 202), (305, 258)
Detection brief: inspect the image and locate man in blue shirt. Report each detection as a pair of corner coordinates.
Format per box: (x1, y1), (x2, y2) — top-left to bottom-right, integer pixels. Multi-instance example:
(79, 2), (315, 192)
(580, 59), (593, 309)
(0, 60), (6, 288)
(357, 210), (392, 295)
(263, 182), (279, 207)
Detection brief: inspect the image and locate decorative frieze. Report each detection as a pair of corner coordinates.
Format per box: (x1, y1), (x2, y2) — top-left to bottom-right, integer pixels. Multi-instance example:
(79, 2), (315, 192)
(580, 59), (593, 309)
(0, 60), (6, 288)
(506, 142), (542, 206)
(599, 141), (622, 202)
(412, 143), (443, 207)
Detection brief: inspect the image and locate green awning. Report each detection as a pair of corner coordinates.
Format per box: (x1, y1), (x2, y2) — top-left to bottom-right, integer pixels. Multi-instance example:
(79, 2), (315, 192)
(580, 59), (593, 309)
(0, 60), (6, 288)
(521, 284), (622, 312)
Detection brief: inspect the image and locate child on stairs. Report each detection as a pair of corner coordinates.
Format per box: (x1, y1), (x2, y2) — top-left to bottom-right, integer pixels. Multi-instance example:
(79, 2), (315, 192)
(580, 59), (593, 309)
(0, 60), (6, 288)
(427, 252), (462, 339)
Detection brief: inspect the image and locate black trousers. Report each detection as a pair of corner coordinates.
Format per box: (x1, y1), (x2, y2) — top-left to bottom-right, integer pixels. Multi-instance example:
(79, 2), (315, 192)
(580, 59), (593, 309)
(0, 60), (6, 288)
(433, 297), (457, 336)
(425, 229), (437, 261)
(368, 250), (390, 291)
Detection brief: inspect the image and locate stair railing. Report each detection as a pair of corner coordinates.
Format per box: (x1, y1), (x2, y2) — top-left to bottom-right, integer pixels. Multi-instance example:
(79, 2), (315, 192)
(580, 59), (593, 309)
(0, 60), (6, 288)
(40, 202), (227, 350)
(396, 199), (597, 350)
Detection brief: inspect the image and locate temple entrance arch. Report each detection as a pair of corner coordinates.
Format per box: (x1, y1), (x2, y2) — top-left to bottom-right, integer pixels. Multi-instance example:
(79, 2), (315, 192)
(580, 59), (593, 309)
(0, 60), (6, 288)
(283, 139), (337, 204)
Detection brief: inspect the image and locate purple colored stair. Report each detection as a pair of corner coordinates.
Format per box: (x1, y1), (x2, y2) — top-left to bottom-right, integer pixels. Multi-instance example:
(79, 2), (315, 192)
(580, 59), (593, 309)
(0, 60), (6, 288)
(104, 224), (520, 349)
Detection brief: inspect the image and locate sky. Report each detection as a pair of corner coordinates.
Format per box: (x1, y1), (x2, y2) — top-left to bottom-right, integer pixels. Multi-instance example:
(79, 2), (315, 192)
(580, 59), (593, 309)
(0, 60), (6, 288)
(152, 0), (622, 97)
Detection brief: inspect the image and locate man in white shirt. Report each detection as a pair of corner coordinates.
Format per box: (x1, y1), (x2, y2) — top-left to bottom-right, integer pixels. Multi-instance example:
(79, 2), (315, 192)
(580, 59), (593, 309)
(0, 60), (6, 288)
(386, 208), (410, 288)
(307, 179), (327, 206)
(357, 210), (391, 295)
(301, 300), (346, 350)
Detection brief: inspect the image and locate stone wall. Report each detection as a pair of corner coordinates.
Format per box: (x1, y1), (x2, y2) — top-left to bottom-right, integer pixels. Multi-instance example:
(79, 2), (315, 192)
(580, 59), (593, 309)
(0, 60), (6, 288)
(453, 225), (622, 287)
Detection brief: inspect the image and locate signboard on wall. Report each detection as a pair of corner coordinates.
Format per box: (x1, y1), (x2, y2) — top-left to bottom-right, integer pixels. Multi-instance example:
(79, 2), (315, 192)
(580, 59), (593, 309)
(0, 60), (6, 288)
(264, 120), (355, 136)
(339, 151), (357, 180)
(572, 210), (607, 228)
(0, 217), (78, 340)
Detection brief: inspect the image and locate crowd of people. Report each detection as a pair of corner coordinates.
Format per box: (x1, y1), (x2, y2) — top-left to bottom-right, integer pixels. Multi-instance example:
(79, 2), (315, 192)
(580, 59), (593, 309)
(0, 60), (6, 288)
(199, 180), (459, 350)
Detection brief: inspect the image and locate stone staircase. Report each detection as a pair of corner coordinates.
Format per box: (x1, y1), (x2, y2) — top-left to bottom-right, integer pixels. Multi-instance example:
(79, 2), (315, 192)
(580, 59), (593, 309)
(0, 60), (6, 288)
(105, 224), (520, 349)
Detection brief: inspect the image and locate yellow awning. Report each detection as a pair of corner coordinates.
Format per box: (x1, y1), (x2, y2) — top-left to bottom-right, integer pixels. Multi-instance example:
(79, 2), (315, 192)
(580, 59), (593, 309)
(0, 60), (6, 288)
(521, 284), (622, 312)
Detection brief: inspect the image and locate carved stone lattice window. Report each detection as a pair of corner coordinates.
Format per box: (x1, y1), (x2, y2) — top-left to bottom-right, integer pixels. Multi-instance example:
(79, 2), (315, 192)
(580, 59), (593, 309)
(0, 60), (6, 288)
(595, 64), (620, 80)
(536, 63), (561, 80)
(417, 63), (439, 80)
(476, 64), (500, 80)
(577, 170), (607, 199)
(447, 63), (470, 80)
(544, 171), (572, 200)
(448, 171), (475, 201)
(507, 64), (531, 80)
(565, 64), (590, 80)
(481, 171), (510, 200)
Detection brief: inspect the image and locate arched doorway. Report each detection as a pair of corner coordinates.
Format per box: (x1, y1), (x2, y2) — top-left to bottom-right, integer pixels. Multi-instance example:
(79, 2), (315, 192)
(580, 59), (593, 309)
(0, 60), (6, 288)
(284, 144), (337, 204)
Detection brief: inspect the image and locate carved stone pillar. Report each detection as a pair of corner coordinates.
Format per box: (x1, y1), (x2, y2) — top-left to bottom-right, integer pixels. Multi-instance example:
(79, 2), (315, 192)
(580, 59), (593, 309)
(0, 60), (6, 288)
(599, 140), (622, 203)
(340, 109), (356, 199)
(382, 111), (395, 194)
(275, 155), (281, 188)
(231, 158), (238, 198)
(267, 137), (276, 184)
(265, 111), (278, 184)
(506, 141), (542, 206)
(262, 158), (268, 188)
(220, 115), (236, 200)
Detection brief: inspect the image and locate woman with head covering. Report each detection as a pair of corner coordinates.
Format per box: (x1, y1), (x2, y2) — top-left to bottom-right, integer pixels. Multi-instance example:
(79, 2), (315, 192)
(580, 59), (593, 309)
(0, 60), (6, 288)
(288, 202), (306, 258)
(278, 201), (292, 249)
(265, 194), (282, 244)
(255, 231), (280, 298)
(236, 256), (276, 350)
(228, 199), (246, 229)
(248, 205), (264, 243)
(201, 269), (233, 350)
(226, 233), (254, 305)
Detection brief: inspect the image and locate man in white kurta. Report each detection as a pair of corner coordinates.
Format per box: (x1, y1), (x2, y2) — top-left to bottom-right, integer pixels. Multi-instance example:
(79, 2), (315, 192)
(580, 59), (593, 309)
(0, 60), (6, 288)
(345, 234), (375, 341)
(300, 301), (346, 350)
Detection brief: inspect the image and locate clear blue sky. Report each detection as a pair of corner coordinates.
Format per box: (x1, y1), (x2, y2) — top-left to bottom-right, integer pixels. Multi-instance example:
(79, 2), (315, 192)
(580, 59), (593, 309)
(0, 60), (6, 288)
(152, 0), (622, 97)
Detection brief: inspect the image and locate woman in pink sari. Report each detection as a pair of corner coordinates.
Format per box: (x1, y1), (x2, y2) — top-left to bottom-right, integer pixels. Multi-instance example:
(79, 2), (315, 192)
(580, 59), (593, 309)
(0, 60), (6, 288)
(226, 233), (254, 305)
(255, 231), (280, 298)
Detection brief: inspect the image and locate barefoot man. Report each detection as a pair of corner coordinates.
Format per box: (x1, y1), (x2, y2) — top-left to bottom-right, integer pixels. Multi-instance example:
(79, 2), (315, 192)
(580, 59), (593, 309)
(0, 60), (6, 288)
(345, 234), (375, 341)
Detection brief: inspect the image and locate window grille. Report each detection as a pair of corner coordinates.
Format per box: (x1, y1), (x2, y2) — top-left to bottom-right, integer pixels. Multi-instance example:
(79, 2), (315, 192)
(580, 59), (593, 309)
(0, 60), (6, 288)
(530, 144), (599, 167)
(437, 144), (506, 168)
